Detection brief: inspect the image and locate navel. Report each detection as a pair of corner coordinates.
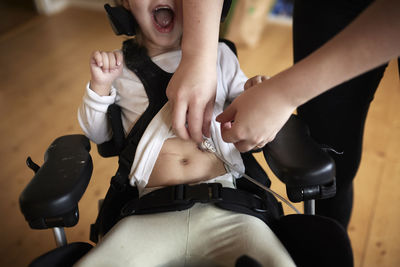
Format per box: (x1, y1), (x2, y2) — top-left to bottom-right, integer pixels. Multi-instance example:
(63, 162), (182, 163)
(180, 158), (189, 165)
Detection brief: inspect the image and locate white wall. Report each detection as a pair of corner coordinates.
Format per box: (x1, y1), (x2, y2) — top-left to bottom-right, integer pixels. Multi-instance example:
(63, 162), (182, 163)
(35, 0), (110, 15)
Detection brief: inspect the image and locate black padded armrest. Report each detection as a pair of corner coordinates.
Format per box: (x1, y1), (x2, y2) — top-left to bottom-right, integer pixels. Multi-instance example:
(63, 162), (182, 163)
(19, 135), (93, 229)
(264, 115), (335, 187)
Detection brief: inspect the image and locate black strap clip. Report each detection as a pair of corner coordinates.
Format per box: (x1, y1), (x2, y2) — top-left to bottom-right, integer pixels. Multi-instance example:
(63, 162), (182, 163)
(120, 183), (224, 217)
(174, 183), (223, 204)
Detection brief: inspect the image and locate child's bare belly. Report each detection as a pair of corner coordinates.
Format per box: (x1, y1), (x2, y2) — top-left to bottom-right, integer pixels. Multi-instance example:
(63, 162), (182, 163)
(147, 138), (227, 187)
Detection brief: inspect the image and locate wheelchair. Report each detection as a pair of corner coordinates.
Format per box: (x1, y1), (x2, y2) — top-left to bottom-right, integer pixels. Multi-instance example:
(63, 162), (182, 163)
(19, 2), (353, 266)
(19, 112), (352, 267)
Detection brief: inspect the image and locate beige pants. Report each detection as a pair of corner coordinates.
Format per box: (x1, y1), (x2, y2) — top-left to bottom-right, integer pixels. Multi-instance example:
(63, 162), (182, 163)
(75, 203), (295, 267)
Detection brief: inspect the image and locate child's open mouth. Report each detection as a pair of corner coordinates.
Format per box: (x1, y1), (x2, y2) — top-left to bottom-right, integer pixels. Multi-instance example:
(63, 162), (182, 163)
(152, 6), (175, 33)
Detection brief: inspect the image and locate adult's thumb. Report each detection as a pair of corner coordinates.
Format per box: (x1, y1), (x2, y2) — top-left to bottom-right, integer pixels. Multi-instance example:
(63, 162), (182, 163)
(216, 105), (236, 124)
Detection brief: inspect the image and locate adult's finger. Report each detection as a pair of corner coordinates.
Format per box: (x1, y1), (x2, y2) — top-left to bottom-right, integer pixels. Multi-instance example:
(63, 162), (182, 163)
(261, 75), (270, 82)
(235, 130), (278, 152)
(216, 106), (241, 144)
(232, 140), (257, 153)
(187, 101), (205, 143)
(216, 104), (235, 125)
(244, 79), (252, 90)
(254, 75), (263, 85)
(171, 100), (190, 140)
(202, 101), (214, 138)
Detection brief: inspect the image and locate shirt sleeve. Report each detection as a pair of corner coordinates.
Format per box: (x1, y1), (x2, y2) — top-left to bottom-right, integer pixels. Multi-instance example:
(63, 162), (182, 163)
(218, 43), (248, 103)
(77, 82), (117, 144)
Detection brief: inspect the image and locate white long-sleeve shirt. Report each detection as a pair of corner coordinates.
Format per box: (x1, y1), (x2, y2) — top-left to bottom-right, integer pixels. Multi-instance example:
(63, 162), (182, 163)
(78, 42), (248, 192)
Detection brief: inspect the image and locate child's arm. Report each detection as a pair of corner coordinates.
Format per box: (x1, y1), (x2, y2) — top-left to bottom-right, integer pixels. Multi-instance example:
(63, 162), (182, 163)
(78, 51), (123, 144)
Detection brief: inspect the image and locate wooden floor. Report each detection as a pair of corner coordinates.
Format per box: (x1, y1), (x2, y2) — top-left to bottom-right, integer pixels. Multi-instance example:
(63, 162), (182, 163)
(0, 7), (399, 267)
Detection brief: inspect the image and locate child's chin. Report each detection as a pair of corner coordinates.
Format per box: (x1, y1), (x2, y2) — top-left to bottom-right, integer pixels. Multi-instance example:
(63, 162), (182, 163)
(155, 38), (180, 50)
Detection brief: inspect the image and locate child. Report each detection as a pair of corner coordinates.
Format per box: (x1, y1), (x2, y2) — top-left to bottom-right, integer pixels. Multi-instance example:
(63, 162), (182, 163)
(76, 0), (295, 266)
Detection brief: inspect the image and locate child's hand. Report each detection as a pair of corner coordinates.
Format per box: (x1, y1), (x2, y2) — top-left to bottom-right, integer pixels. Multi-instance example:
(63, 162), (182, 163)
(89, 51), (123, 96)
(244, 75), (270, 90)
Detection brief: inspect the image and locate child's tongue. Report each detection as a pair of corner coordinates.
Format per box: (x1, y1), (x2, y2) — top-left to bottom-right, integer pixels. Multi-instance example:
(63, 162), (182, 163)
(154, 9), (173, 28)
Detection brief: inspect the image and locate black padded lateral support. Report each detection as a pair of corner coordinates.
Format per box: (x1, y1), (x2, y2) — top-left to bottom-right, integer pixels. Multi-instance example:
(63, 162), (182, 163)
(264, 115), (335, 187)
(104, 4), (137, 36)
(19, 135), (93, 229)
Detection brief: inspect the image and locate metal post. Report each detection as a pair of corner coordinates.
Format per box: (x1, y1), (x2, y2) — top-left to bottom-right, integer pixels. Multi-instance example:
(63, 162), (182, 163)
(304, 199), (315, 215)
(53, 227), (67, 247)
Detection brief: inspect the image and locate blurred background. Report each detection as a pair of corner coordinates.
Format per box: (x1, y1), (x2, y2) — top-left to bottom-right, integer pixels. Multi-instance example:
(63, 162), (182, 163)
(0, 0), (399, 266)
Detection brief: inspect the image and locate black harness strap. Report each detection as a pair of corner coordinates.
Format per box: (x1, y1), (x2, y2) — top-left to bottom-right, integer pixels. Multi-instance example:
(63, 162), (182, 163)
(118, 39), (173, 177)
(119, 183), (279, 225)
(91, 40), (173, 242)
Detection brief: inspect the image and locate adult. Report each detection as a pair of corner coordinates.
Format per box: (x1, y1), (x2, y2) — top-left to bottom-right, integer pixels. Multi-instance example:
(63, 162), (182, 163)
(167, 0), (400, 228)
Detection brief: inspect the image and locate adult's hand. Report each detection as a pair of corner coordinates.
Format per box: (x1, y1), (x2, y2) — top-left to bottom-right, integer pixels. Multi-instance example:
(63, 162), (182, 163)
(166, 54), (216, 143)
(216, 78), (296, 152)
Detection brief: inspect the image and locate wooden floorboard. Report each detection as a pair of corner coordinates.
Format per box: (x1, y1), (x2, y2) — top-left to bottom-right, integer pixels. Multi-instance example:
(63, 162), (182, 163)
(0, 7), (399, 267)
(356, 61), (400, 267)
